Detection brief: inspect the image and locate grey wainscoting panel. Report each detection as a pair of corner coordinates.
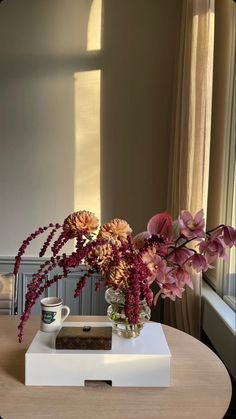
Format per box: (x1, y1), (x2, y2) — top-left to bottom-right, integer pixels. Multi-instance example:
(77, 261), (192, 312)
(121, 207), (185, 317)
(0, 257), (107, 316)
(60, 272), (91, 315)
(90, 280), (108, 315)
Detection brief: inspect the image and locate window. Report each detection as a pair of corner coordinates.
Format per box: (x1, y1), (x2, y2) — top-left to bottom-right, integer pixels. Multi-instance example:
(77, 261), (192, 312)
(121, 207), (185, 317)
(223, 153), (236, 311)
(206, 0), (236, 311)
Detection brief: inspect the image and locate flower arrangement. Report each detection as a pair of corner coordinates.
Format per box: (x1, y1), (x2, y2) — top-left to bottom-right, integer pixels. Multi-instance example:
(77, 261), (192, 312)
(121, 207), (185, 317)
(14, 209), (236, 342)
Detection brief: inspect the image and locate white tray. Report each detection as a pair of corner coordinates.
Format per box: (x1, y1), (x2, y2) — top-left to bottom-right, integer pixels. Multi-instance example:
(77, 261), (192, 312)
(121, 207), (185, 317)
(25, 321), (171, 387)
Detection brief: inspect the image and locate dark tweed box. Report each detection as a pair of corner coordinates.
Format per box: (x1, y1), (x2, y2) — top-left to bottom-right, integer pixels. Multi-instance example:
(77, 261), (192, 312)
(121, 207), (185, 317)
(55, 326), (112, 350)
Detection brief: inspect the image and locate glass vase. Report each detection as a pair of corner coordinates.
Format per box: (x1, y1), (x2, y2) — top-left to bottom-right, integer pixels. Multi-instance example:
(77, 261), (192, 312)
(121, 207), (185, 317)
(105, 287), (151, 338)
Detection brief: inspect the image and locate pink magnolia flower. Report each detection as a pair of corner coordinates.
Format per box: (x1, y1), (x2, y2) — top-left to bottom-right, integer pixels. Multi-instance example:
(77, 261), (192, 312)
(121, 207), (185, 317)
(149, 238), (174, 258)
(188, 254), (210, 273)
(168, 247), (194, 267)
(222, 226), (236, 248)
(199, 233), (227, 264)
(142, 250), (168, 285)
(152, 267), (193, 304)
(160, 284), (185, 302)
(152, 273), (182, 304)
(179, 209), (205, 239)
(147, 212), (173, 238)
(154, 268), (177, 289)
(174, 267), (193, 289)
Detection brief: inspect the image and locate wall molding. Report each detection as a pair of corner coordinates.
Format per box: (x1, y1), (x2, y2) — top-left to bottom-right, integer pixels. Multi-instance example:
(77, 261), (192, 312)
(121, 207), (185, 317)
(0, 256), (48, 266)
(0, 256), (107, 317)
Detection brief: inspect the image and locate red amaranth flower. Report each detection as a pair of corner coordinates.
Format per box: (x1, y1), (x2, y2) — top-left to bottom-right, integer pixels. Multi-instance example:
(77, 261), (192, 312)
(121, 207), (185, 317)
(14, 208), (235, 342)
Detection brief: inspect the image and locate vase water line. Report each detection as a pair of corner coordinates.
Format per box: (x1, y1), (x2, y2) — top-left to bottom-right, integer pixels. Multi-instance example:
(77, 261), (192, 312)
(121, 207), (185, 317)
(105, 287), (151, 338)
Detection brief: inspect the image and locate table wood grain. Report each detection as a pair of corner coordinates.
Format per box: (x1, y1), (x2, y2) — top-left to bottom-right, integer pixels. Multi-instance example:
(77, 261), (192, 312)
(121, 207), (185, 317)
(0, 316), (232, 419)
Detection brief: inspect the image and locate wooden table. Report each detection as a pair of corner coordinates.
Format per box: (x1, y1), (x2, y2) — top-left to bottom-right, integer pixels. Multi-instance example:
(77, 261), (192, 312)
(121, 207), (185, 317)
(0, 316), (232, 419)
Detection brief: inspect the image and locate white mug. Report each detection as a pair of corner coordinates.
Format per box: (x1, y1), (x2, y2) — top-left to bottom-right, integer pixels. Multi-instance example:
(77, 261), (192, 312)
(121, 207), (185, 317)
(40, 297), (70, 332)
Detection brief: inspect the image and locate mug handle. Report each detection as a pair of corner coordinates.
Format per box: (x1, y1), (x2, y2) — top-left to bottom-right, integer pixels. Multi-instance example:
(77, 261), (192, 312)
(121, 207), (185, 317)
(61, 305), (70, 323)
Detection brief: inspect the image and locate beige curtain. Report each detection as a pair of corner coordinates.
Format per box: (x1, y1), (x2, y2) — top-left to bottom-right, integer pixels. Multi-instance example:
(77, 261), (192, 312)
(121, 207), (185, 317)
(164, 0), (215, 338)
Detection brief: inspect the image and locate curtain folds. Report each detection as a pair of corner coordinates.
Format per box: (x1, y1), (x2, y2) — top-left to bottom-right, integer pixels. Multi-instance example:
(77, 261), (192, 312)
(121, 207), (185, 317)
(164, 0), (215, 338)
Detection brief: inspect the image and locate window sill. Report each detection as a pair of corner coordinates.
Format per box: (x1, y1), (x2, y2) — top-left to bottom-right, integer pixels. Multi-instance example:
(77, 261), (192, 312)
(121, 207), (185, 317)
(202, 281), (236, 334)
(223, 295), (236, 312)
(202, 280), (236, 380)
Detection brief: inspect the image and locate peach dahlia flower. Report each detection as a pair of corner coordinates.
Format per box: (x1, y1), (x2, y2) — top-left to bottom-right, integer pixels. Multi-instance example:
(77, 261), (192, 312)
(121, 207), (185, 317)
(86, 242), (113, 265)
(101, 259), (129, 286)
(63, 210), (99, 237)
(99, 218), (132, 241)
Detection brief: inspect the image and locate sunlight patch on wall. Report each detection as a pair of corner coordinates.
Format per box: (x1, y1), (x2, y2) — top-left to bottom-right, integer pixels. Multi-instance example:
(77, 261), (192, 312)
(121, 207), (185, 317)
(87, 0), (102, 51)
(74, 70), (101, 222)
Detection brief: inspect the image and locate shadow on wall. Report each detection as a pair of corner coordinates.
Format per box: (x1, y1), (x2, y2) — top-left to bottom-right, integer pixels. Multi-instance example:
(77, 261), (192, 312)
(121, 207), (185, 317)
(0, 0), (92, 255)
(100, 0), (181, 233)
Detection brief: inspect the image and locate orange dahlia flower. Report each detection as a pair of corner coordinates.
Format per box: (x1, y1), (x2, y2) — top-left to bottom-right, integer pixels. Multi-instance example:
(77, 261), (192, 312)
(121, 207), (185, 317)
(63, 210), (99, 237)
(99, 218), (132, 241)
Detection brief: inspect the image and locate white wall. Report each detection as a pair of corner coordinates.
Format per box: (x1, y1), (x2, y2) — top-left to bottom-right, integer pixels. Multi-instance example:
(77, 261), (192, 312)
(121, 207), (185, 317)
(0, 0), (181, 256)
(101, 0), (181, 233)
